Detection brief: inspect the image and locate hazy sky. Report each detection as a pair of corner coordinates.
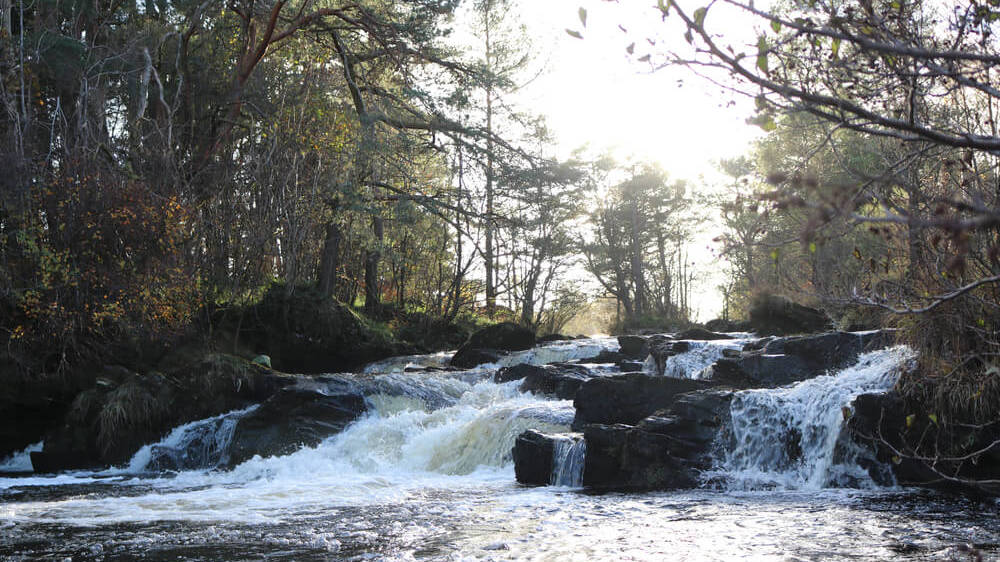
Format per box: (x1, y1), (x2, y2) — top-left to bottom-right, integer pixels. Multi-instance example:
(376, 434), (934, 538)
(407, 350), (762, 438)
(511, 1), (761, 321)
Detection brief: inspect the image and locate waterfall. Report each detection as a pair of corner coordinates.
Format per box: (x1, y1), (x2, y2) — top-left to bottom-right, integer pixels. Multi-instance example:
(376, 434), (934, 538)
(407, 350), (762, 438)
(660, 340), (746, 379)
(123, 405), (259, 473)
(712, 346), (915, 490)
(0, 441), (43, 472)
(550, 435), (585, 487)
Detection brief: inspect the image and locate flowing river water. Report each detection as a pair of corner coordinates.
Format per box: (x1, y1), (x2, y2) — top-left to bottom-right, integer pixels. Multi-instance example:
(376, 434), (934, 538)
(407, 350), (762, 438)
(2, 337), (999, 560)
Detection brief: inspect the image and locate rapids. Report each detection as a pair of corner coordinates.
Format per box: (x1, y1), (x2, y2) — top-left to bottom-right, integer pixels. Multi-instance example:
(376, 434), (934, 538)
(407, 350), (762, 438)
(2, 336), (999, 560)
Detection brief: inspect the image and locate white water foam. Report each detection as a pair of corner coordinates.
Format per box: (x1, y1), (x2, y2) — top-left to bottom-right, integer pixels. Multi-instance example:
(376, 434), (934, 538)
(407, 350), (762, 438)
(1, 379), (575, 525)
(711, 346), (915, 490)
(660, 339), (749, 379)
(122, 405), (259, 473)
(362, 351), (454, 374)
(481, 337), (620, 370)
(0, 441), (42, 472)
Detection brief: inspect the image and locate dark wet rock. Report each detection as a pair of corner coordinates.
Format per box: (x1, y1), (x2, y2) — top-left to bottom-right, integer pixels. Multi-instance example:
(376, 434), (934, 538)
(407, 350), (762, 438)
(226, 388), (366, 467)
(495, 363), (546, 383)
(675, 327), (735, 341)
(450, 347), (508, 369)
(450, 322), (534, 368)
(747, 294), (832, 335)
(617, 335), (650, 359)
(617, 361), (645, 373)
(520, 363), (597, 400)
(849, 392), (1000, 494)
(573, 374), (717, 429)
(583, 389), (734, 491)
(584, 350), (626, 364)
(706, 331), (894, 388)
(537, 334), (575, 344)
(513, 429), (557, 486)
(32, 355), (296, 473)
(465, 322), (536, 352)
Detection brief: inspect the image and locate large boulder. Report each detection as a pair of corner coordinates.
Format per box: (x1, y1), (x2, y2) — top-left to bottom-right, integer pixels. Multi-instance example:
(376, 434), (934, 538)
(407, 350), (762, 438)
(747, 294), (831, 335)
(512, 429), (557, 486)
(573, 373), (717, 429)
(519, 363), (597, 400)
(450, 347), (508, 369)
(706, 331), (893, 388)
(582, 389), (734, 491)
(226, 387), (367, 466)
(450, 322), (534, 368)
(617, 335), (650, 359)
(465, 322), (536, 352)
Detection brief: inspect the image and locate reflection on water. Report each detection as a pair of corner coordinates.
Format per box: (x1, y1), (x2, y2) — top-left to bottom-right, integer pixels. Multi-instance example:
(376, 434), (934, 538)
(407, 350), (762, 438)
(3, 482), (998, 561)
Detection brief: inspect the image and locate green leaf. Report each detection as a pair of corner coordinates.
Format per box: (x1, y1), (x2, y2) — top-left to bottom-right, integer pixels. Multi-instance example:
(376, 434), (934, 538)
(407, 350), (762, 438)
(565, 29), (583, 39)
(905, 413), (916, 428)
(841, 406), (852, 420)
(891, 455), (902, 465)
(578, 7), (588, 28)
(831, 37), (841, 58)
(809, 242), (817, 253)
(928, 413), (938, 425)
(694, 6), (707, 27)
(657, 0), (671, 16)
(770, 20), (781, 33)
(757, 36), (769, 73)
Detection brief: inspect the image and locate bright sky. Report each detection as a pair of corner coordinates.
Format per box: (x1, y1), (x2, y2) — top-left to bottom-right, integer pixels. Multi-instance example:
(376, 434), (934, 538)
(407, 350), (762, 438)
(509, 0), (762, 321)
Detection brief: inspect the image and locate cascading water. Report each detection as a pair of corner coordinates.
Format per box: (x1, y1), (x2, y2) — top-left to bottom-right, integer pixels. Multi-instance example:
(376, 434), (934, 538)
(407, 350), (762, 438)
(0, 441), (42, 473)
(660, 339), (749, 379)
(4, 338), (1000, 561)
(550, 435), (586, 487)
(123, 405), (259, 473)
(710, 346), (916, 490)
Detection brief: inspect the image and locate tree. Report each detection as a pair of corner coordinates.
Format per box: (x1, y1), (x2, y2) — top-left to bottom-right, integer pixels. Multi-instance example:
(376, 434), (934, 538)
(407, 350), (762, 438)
(580, 159), (696, 329)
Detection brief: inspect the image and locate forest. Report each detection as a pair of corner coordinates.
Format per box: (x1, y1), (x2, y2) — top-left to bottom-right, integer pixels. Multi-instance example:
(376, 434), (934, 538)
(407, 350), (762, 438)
(4, 0), (1000, 498)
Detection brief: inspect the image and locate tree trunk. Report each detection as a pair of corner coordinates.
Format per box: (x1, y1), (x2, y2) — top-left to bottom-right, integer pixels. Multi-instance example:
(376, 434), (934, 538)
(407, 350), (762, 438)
(317, 220), (342, 299)
(484, 89), (496, 318)
(364, 215), (383, 315)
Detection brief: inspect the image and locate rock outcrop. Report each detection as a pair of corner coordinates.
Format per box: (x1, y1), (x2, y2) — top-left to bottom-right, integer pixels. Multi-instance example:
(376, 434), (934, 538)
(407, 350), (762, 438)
(31, 354), (295, 472)
(573, 374), (716, 429)
(512, 429), (558, 486)
(706, 331), (894, 388)
(225, 387), (367, 467)
(848, 391), (1000, 494)
(583, 390), (734, 490)
(450, 322), (535, 368)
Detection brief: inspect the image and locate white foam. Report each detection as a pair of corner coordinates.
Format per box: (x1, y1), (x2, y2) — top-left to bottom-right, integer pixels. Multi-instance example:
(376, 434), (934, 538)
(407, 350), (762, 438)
(711, 346), (915, 490)
(0, 441), (42, 472)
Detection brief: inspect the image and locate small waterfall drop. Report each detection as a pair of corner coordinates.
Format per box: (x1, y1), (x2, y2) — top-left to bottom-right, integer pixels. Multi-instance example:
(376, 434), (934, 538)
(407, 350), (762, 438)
(124, 405), (259, 473)
(0, 441), (43, 472)
(661, 339), (746, 379)
(712, 346), (915, 490)
(550, 435), (586, 487)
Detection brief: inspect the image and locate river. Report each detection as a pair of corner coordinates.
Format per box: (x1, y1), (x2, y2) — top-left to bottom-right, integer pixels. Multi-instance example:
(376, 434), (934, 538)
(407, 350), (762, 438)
(2, 337), (998, 560)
